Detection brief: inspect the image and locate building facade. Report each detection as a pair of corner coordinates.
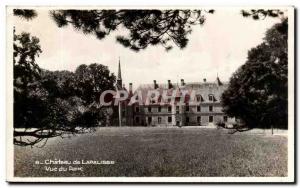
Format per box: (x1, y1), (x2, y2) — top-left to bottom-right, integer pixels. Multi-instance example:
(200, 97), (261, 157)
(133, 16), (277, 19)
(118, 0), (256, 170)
(115, 62), (235, 127)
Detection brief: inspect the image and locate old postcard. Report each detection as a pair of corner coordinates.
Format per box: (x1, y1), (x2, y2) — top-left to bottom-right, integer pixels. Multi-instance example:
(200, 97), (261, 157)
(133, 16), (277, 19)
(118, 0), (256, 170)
(6, 6), (295, 182)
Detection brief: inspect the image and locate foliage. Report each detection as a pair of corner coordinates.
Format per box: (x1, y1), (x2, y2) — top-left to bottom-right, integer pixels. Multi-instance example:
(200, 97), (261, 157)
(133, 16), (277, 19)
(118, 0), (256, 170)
(74, 64), (116, 105)
(14, 32), (42, 87)
(221, 19), (288, 130)
(13, 8), (286, 51)
(13, 9), (37, 20)
(241, 9), (285, 20)
(50, 9), (214, 51)
(14, 32), (42, 129)
(13, 32), (116, 146)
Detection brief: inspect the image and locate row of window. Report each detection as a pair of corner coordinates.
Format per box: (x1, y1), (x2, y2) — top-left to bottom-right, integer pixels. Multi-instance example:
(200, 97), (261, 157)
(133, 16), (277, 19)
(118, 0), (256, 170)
(135, 116), (228, 124)
(145, 94), (216, 103)
(136, 105), (215, 113)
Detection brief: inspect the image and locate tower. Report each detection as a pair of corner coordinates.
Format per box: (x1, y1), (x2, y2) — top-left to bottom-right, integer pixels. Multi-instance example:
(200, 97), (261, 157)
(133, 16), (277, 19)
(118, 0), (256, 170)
(117, 57), (122, 127)
(117, 57), (122, 90)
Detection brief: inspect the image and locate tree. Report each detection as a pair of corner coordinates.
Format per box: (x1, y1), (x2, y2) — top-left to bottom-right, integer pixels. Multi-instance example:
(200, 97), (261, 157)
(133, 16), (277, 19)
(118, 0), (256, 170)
(14, 8), (286, 51)
(13, 9), (37, 20)
(241, 9), (285, 20)
(50, 9), (214, 51)
(12, 32), (68, 146)
(13, 31), (117, 146)
(72, 64), (116, 127)
(74, 64), (116, 105)
(221, 18), (288, 131)
(14, 31), (42, 128)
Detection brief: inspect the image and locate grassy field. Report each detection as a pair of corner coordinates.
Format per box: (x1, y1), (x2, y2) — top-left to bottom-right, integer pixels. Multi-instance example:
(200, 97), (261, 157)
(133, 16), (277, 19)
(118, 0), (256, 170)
(14, 127), (287, 177)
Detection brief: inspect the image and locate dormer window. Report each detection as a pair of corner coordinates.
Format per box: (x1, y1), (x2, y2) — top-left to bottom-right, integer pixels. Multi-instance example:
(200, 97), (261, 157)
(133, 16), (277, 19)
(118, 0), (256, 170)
(208, 94), (214, 101)
(196, 95), (203, 102)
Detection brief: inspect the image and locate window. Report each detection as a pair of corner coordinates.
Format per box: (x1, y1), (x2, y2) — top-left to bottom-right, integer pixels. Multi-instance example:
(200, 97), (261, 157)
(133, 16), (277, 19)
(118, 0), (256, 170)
(186, 117), (189, 123)
(168, 106), (172, 112)
(148, 117), (152, 124)
(209, 95), (214, 101)
(209, 116), (213, 122)
(168, 116), (172, 123)
(158, 106), (161, 112)
(135, 116), (140, 123)
(197, 106), (201, 112)
(135, 106), (139, 112)
(196, 95), (202, 102)
(185, 105), (189, 112)
(176, 106), (179, 114)
(197, 116), (201, 123)
(224, 116), (228, 122)
(148, 107), (152, 112)
(158, 117), (162, 123)
(209, 106), (213, 112)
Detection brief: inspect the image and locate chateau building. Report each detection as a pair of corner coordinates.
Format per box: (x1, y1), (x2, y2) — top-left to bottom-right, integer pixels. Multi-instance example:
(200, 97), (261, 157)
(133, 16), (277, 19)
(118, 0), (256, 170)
(115, 61), (235, 127)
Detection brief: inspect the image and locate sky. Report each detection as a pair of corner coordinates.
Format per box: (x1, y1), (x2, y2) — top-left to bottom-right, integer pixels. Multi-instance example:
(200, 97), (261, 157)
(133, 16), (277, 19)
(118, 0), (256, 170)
(11, 8), (281, 90)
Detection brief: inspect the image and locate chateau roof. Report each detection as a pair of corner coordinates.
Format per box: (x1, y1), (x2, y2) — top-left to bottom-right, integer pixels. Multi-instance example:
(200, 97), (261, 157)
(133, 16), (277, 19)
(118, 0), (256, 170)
(133, 81), (228, 104)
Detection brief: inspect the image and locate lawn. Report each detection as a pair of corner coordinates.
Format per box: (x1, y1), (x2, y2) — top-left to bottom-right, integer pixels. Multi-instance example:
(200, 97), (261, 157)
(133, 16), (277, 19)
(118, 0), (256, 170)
(14, 127), (287, 177)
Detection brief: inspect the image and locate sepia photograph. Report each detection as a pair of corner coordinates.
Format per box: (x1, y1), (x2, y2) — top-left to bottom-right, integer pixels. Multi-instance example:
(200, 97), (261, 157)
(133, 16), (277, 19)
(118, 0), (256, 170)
(6, 6), (295, 182)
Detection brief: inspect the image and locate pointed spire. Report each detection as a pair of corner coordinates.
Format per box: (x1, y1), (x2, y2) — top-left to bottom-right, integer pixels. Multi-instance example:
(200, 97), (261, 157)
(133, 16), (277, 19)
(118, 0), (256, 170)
(117, 56), (122, 81)
(116, 57), (123, 90)
(216, 73), (223, 86)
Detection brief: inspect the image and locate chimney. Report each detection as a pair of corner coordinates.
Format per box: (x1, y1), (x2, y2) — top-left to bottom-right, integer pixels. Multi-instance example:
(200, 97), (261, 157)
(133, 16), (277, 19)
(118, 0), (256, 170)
(153, 80), (158, 89)
(167, 80), (172, 89)
(180, 79), (185, 86)
(129, 83), (133, 92)
(203, 78), (207, 83)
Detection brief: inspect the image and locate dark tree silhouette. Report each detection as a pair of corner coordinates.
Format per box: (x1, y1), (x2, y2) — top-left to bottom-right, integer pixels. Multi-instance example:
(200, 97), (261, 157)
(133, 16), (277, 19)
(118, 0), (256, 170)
(221, 19), (288, 132)
(241, 9), (285, 20)
(74, 64), (116, 105)
(13, 9), (37, 20)
(13, 31), (116, 146)
(13, 31), (64, 146)
(12, 32), (81, 146)
(49, 9), (214, 51)
(13, 8), (286, 51)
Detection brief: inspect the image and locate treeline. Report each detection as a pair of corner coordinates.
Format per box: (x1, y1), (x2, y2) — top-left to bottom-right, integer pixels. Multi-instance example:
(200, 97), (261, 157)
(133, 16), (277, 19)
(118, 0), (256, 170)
(13, 32), (116, 146)
(15, 65), (116, 129)
(221, 18), (288, 130)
